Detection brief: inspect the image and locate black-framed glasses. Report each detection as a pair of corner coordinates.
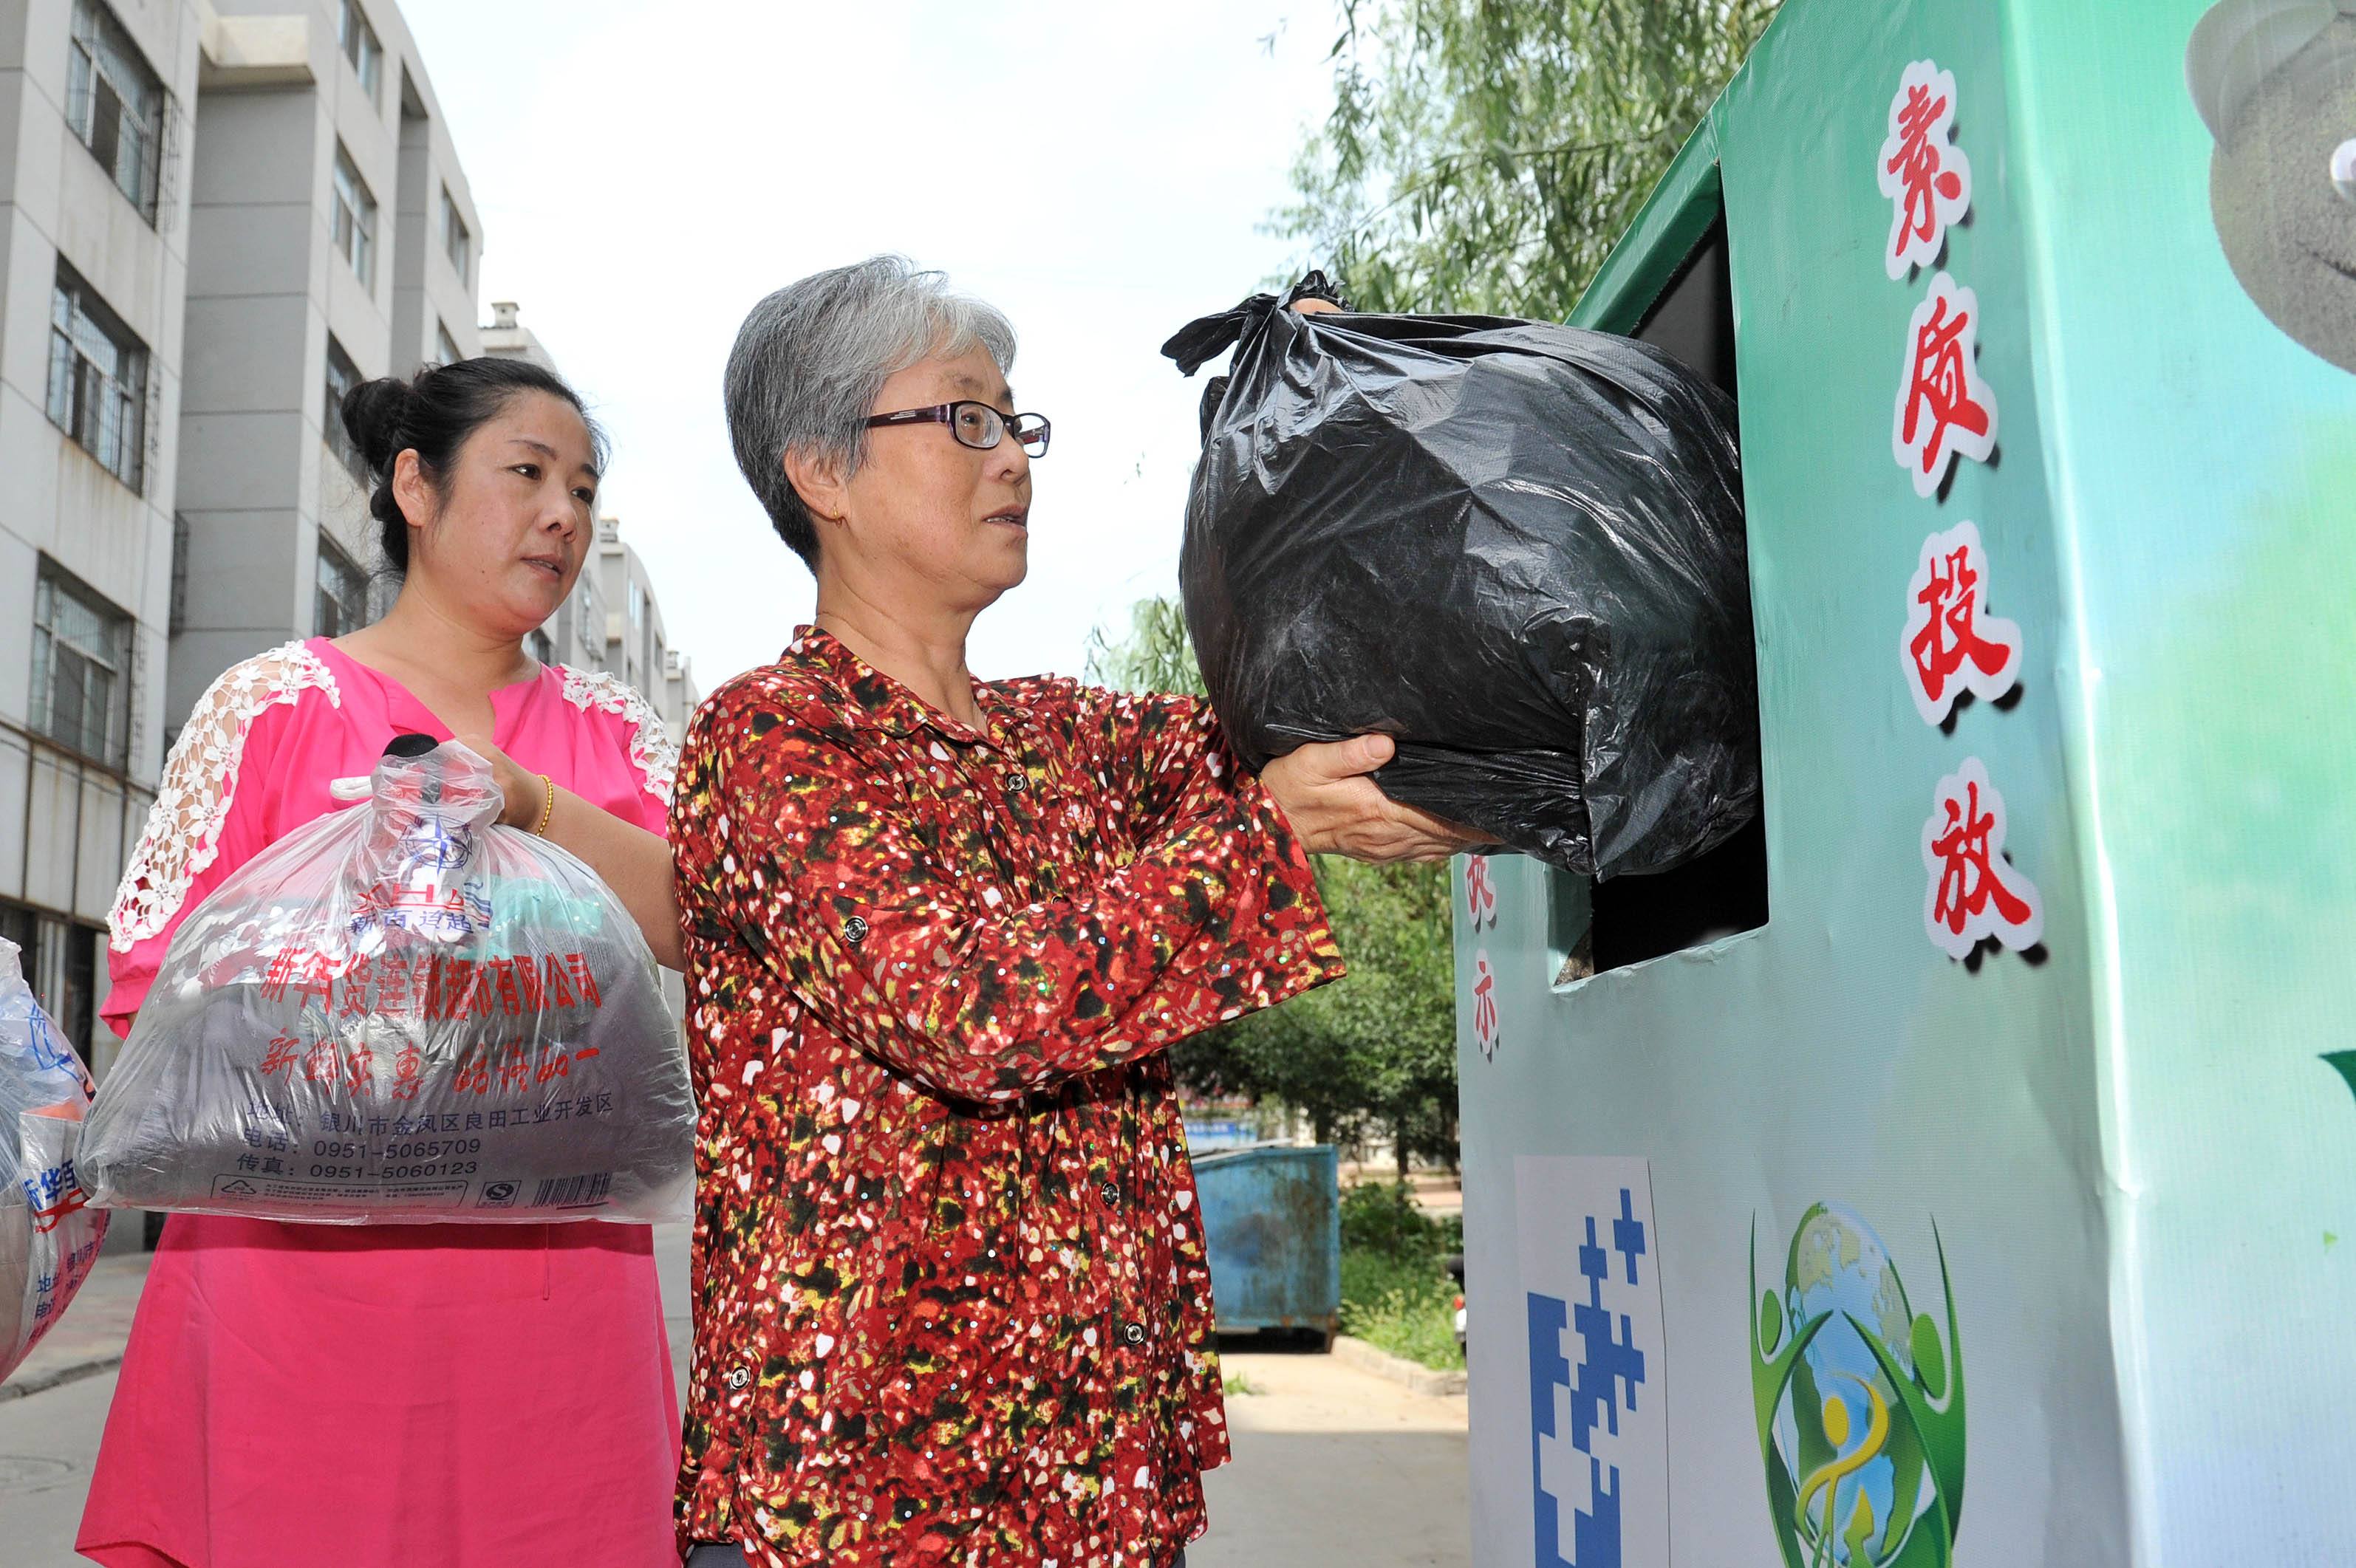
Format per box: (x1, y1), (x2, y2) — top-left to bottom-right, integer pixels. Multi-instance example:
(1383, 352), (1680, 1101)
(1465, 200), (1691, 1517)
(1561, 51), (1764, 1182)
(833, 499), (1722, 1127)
(865, 400), (1052, 458)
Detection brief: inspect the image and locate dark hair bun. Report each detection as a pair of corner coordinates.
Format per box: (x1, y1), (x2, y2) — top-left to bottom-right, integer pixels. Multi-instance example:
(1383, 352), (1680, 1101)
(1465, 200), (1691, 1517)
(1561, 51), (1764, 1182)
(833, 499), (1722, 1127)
(341, 377), (414, 476)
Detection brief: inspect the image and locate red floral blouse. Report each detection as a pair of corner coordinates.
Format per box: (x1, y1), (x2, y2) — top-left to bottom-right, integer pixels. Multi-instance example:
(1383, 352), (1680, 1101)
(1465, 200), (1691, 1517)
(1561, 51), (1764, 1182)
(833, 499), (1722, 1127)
(669, 627), (1343, 1567)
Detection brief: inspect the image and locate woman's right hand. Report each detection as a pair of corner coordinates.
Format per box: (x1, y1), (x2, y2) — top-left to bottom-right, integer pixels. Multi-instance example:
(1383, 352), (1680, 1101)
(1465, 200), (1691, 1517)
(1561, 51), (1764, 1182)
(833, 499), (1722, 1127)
(1259, 736), (1490, 865)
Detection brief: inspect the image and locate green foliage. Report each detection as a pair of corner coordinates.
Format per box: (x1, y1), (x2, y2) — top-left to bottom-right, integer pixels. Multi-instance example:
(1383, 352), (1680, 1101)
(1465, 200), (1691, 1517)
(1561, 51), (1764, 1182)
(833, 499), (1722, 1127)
(1084, 598), (1204, 697)
(1340, 1247), (1464, 1372)
(1274, 0), (1780, 319)
(1341, 1178), (1461, 1259)
(1092, 598), (1461, 1168)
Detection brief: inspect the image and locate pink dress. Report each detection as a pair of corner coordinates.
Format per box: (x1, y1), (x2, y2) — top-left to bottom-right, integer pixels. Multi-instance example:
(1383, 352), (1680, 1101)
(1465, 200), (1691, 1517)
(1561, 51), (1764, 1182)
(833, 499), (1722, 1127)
(80, 637), (683, 1568)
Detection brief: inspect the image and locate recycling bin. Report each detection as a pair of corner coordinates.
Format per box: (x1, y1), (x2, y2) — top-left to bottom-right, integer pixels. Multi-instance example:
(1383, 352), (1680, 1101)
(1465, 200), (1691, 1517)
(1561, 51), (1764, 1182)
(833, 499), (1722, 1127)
(1449, 1), (2356, 1565)
(1191, 1143), (1340, 1346)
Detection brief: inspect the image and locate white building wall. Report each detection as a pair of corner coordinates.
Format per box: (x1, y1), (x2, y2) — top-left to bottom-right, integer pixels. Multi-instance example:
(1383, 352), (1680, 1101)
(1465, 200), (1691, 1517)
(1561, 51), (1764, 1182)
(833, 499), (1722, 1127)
(171, 0), (485, 725)
(0, 0), (203, 1052)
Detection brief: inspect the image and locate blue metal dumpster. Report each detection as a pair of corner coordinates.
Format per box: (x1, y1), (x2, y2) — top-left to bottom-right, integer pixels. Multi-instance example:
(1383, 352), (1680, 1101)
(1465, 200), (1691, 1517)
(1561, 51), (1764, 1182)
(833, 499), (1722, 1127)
(1189, 1142), (1340, 1347)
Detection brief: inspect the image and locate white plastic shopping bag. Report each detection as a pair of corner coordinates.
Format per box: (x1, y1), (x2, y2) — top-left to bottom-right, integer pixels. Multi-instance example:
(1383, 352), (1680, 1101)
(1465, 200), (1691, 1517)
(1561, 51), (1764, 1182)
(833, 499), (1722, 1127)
(83, 738), (694, 1224)
(0, 937), (105, 1383)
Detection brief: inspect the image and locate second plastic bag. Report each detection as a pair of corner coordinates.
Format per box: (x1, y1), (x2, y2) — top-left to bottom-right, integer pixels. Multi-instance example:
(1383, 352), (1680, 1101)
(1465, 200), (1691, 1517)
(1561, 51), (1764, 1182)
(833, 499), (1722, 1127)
(81, 739), (694, 1224)
(1165, 290), (1758, 878)
(0, 937), (105, 1383)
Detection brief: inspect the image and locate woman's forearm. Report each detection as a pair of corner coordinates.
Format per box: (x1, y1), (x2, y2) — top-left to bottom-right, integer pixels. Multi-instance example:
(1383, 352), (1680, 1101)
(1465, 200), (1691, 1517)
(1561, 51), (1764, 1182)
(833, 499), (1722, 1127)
(537, 785), (686, 970)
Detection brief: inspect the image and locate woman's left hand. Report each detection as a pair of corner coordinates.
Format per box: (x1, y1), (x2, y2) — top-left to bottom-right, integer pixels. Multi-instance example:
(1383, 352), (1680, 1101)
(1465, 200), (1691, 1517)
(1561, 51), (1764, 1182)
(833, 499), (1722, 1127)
(454, 733), (542, 830)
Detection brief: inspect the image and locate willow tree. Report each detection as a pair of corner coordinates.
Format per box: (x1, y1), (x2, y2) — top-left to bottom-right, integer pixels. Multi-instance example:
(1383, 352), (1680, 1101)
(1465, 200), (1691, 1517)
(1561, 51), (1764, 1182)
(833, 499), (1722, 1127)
(1274, 0), (1780, 318)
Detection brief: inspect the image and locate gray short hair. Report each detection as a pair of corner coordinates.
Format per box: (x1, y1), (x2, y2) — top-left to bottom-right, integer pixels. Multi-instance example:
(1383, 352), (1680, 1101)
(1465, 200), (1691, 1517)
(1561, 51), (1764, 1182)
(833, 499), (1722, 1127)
(723, 255), (1019, 567)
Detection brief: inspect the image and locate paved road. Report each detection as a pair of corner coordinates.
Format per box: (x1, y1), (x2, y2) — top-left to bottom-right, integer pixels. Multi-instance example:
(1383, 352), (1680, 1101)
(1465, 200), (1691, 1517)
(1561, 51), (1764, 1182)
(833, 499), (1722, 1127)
(0, 1227), (1466, 1567)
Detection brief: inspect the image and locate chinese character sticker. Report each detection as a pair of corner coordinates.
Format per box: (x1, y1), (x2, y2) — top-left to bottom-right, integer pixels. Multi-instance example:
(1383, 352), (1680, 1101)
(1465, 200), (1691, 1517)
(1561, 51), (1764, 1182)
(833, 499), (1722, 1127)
(1879, 59), (1970, 280)
(1902, 520), (2023, 725)
(1894, 272), (1998, 497)
(1472, 951), (1500, 1060)
(1464, 853), (1499, 930)
(1921, 756), (2043, 959)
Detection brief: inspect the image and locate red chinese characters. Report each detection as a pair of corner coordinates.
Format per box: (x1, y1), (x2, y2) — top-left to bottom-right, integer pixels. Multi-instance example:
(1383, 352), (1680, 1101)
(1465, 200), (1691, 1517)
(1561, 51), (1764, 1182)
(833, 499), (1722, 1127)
(1902, 521), (2023, 725)
(250, 948), (604, 1021)
(1879, 60), (1970, 279)
(1920, 758), (2043, 959)
(1472, 951), (1500, 1059)
(1464, 854), (1498, 930)
(1893, 272), (1998, 496)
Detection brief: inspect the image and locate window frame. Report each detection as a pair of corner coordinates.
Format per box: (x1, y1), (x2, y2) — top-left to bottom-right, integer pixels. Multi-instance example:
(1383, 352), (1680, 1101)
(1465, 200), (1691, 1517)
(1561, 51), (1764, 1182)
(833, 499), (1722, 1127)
(434, 318), (462, 367)
(323, 334), (366, 479)
(339, 0), (383, 105)
(314, 532), (370, 638)
(65, 0), (165, 223)
(331, 143), (378, 292)
(30, 557), (135, 770)
(45, 264), (148, 493)
(441, 185), (473, 285)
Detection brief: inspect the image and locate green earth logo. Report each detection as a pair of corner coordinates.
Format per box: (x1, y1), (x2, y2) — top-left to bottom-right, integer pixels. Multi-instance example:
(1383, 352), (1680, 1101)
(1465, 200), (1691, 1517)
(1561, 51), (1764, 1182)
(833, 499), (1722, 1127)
(1750, 1204), (1966, 1568)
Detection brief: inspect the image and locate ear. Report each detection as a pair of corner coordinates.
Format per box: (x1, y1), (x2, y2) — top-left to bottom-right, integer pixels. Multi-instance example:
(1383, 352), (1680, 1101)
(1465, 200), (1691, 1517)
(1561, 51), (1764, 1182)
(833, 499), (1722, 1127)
(390, 448), (434, 537)
(782, 445), (851, 528)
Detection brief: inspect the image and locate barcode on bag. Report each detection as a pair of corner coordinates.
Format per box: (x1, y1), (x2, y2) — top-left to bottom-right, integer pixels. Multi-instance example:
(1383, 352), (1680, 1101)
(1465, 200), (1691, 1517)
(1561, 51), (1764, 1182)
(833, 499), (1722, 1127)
(530, 1173), (612, 1209)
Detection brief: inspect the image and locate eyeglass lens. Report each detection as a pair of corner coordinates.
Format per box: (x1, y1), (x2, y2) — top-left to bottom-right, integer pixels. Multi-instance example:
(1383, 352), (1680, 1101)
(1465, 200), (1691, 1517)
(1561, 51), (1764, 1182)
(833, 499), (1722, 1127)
(950, 403), (1049, 456)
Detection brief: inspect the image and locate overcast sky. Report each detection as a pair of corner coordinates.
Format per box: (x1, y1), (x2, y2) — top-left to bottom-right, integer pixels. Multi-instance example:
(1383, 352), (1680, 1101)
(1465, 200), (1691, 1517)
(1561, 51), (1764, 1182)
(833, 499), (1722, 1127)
(398, 0), (1339, 691)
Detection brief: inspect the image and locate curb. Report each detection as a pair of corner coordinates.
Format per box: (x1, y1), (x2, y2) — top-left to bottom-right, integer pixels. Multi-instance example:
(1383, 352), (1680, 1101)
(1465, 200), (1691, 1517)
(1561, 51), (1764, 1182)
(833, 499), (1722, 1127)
(1332, 1334), (1466, 1397)
(0, 1353), (122, 1402)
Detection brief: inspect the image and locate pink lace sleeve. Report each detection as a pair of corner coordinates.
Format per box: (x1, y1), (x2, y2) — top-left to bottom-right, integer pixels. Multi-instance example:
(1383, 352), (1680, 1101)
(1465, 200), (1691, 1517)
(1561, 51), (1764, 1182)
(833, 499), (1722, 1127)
(556, 665), (678, 831)
(101, 643), (337, 1035)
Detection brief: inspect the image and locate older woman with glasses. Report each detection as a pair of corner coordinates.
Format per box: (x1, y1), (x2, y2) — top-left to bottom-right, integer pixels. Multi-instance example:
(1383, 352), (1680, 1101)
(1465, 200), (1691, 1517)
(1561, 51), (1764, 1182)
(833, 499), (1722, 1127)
(669, 256), (1477, 1568)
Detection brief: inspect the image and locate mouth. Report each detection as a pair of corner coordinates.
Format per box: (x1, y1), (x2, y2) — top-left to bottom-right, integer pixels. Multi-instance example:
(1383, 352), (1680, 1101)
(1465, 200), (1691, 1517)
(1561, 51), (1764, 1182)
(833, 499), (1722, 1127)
(522, 556), (565, 579)
(983, 507), (1030, 531)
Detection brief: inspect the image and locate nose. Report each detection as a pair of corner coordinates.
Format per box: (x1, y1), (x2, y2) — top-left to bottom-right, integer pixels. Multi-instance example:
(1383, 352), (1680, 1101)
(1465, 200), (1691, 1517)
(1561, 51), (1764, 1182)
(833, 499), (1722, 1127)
(991, 431), (1031, 485)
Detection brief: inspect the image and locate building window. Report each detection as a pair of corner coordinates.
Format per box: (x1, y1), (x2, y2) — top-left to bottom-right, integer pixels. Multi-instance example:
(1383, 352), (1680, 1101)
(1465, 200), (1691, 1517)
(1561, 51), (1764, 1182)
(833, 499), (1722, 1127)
(442, 185), (471, 284)
(31, 559), (133, 769)
(169, 513), (190, 637)
(332, 144), (377, 290)
(66, 0), (165, 222)
(46, 265), (147, 492)
(339, 0), (382, 103)
(528, 628), (553, 667)
(324, 335), (364, 479)
(0, 903), (99, 1065)
(315, 535), (369, 637)
(628, 578), (645, 630)
(434, 319), (462, 367)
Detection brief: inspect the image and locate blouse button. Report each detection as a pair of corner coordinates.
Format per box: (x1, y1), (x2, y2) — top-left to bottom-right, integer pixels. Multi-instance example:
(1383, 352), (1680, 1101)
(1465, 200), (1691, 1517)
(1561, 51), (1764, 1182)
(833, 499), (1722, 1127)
(725, 1367), (751, 1390)
(1099, 1181), (1120, 1207)
(1005, 772), (1028, 793)
(1122, 1321), (1147, 1347)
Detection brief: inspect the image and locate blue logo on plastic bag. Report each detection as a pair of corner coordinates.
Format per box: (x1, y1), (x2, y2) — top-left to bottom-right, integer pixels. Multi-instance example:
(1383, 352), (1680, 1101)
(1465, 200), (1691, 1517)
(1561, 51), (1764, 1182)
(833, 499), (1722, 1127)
(1528, 1188), (1650, 1568)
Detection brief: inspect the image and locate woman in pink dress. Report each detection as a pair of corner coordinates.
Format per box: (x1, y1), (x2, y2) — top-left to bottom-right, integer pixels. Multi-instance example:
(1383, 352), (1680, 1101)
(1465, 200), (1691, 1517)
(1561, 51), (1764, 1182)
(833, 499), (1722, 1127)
(81, 359), (686, 1568)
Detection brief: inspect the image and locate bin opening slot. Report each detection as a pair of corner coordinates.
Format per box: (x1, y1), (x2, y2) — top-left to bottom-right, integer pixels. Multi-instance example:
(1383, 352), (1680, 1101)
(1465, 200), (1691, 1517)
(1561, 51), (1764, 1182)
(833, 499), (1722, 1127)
(1551, 213), (1769, 985)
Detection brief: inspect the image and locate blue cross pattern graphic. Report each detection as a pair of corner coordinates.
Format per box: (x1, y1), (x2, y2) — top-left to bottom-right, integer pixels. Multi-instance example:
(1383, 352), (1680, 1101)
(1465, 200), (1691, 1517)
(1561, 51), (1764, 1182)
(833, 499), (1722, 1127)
(1527, 1187), (1649, 1568)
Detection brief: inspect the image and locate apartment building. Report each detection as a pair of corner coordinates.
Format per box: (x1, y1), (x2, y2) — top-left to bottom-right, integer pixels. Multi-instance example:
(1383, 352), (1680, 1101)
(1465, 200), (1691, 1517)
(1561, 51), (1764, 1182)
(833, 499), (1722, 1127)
(0, 0), (205, 1056)
(169, 0), (485, 727)
(1, 1), (695, 1052)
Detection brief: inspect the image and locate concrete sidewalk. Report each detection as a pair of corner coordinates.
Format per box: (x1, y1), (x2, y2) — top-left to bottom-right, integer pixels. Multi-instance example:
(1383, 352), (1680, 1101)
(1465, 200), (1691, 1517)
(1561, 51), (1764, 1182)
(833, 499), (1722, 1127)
(1195, 1343), (1469, 1568)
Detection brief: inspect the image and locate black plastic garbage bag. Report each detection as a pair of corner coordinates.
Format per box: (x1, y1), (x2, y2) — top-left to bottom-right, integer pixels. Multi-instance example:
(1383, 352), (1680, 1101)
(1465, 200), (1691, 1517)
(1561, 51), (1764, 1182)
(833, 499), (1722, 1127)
(1164, 284), (1758, 878)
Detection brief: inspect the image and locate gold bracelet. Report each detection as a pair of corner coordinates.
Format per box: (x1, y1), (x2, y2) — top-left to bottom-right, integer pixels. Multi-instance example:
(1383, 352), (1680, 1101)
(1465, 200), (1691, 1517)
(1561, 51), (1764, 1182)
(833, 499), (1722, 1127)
(532, 773), (556, 836)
